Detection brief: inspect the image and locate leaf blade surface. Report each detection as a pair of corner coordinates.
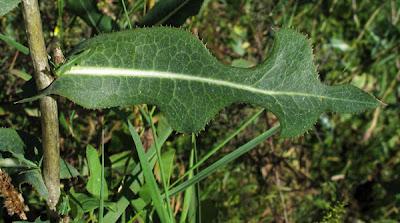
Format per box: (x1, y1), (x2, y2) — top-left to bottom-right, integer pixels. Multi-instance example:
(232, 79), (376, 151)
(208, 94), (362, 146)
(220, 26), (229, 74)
(0, 0), (21, 16)
(45, 27), (378, 137)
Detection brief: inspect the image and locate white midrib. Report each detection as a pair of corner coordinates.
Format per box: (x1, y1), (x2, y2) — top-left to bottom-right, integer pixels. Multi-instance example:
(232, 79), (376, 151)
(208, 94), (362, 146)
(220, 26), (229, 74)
(64, 66), (371, 104)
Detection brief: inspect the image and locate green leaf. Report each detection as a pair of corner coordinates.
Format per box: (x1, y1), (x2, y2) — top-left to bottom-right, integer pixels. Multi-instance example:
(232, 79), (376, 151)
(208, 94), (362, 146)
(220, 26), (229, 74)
(110, 150), (136, 173)
(65, 0), (116, 33)
(9, 69), (32, 81)
(0, 158), (29, 168)
(128, 121), (171, 223)
(60, 159), (80, 179)
(0, 128), (49, 199)
(85, 145), (108, 199)
(158, 149), (175, 186)
(69, 189), (116, 215)
(0, 0), (21, 16)
(179, 146), (196, 223)
(137, 183), (152, 204)
(103, 116), (173, 222)
(0, 128), (25, 155)
(0, 33), (29, 55)
(103, 198), (134, 223)
(14, 169), (49, 200)
(140, 0), (204, 27)
(0, 129), (77, 199)
(57, 195), (71, 216)
(35, 28), (378, 137)
(0, 130), (38, 169)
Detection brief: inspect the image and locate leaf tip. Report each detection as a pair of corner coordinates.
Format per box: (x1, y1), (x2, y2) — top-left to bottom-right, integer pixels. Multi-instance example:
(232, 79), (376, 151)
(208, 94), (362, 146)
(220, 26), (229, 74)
(14, 95), (42, 104)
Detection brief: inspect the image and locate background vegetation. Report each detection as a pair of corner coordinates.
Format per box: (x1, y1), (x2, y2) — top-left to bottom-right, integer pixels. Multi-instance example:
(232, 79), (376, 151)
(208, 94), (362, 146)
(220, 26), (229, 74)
(0, 0), (399, 222)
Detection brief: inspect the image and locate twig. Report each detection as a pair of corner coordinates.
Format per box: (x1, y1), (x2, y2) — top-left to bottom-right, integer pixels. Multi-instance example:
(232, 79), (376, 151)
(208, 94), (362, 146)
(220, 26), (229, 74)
(21, 0), (60, 211)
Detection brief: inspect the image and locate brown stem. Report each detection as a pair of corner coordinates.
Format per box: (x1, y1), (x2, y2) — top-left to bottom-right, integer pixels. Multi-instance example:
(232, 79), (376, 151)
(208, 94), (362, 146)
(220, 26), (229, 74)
(21, 0), (60, 211)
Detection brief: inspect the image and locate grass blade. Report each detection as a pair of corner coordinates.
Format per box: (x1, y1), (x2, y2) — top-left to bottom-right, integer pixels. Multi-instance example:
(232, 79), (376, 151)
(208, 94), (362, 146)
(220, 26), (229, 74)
(193, 134), (201, 223)
(121, 0), (132, 29)
(179, 138), (196, 223)
(168, 125), (280, 196)
(0, 33), (29, 55)
(99, 129), (105, 223)
(171, 108), (265, 188)
(8, 69), (32, 81)
(103, 117), (172, 222)
(128, 121), (170, 223)
(140, 107), (175, 222)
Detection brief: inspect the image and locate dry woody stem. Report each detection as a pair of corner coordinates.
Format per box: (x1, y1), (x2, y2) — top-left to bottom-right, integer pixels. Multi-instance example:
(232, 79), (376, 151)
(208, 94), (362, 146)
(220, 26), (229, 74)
(21, 0), (60, 210)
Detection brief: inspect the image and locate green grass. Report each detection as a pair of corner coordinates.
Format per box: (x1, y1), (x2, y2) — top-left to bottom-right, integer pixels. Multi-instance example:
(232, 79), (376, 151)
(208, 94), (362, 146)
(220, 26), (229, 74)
(128, 120), (171, 223)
